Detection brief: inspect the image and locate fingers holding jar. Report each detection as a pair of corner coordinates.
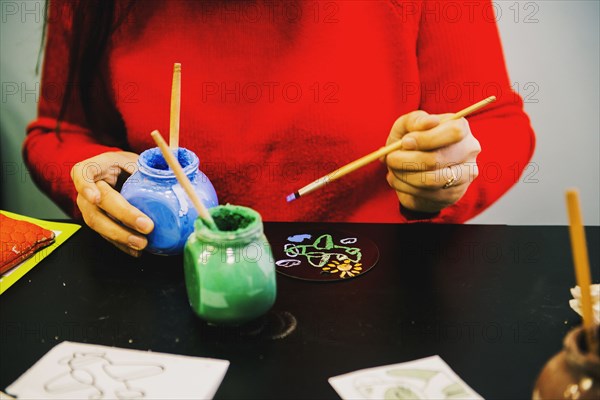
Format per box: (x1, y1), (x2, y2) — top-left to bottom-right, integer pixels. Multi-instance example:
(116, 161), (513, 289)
(71, 151), (154, 255)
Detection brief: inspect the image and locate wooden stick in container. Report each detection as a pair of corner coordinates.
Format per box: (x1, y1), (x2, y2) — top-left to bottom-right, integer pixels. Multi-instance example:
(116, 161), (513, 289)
(169, 63), (181, 150)
(565, 189), (598, 354)
(151, 130), (217, 230)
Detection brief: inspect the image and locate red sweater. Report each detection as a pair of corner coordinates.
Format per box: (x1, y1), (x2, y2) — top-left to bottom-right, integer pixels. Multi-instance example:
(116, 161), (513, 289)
(24, 0), (535, 223)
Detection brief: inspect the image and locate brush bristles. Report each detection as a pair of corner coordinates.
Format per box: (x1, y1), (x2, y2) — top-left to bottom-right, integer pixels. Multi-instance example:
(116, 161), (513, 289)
(286, 192), (299, 202)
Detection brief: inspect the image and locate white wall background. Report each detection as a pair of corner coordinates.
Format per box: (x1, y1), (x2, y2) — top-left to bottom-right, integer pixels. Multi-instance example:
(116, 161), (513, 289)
(1, 1), (599, 224)
(469, 0), (600, 225)
(1, 0), (65, 218)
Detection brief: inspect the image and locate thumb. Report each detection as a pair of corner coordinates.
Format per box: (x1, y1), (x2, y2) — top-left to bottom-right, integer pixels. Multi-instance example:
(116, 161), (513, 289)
(388, 111), (441, 144)
(71, 151), (139, 204)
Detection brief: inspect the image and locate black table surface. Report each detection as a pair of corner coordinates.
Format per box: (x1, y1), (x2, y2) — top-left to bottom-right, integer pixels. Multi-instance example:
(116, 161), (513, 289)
(1, 223), (598, 399)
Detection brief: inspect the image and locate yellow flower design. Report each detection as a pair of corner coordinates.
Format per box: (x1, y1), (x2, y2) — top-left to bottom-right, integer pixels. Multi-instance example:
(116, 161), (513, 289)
(322, 259), (363, 278)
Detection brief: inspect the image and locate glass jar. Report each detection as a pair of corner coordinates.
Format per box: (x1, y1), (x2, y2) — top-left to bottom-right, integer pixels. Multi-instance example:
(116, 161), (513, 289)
(183, 204), (277, 326)
(533, 324), (600, 399)
(121, 147), (218, 255)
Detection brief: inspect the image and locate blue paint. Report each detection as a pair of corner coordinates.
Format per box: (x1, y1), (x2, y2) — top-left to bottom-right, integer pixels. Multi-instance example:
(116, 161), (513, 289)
(287, 234), (312, 243)
(121, 147), (218, 255)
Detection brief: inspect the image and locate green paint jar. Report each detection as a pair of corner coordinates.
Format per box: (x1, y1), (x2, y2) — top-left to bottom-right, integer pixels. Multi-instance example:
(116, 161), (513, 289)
(183, 205), (277, 325)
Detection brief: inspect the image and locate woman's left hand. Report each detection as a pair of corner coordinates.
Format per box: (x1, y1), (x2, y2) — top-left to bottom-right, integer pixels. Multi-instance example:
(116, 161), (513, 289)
(384, 111), (481, 213)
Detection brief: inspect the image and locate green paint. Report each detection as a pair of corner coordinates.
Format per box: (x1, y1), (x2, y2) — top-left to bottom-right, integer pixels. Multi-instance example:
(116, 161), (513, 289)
(284, 234), (362, 268)
(212, 206), (255, 232)
(183, 205), (277, 325)
(386, 369), (439, 381)
(442, 382), (469, 398)
(384, 386), (420, 400)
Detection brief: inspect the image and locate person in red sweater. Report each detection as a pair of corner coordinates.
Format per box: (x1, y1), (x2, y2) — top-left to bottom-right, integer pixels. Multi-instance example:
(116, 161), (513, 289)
(24, 0), (535, 256)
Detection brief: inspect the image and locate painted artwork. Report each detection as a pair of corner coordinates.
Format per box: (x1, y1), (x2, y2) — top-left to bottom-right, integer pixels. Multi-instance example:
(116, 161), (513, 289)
(6, 341), (229, 399)
(272, 230), (379, 281)
(329, 356), (483, 400)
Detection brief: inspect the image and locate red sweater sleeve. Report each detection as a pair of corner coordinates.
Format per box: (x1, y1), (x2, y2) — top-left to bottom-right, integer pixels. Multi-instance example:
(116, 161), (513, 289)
(22, 1), (121, 218)
(407, 0), (536, 223)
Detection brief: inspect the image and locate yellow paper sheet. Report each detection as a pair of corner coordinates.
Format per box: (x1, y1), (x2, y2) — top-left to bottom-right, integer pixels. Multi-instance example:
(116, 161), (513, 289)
(0, 210), (80, 295)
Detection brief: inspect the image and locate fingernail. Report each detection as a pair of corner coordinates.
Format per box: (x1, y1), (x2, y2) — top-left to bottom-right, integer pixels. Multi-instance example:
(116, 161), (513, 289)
(83, 188), (99, 203)
(130, 250), (142, 258)
(136, 216), (153, 233)
(402, 136), (417, 150)
(128, 235), (146, 250)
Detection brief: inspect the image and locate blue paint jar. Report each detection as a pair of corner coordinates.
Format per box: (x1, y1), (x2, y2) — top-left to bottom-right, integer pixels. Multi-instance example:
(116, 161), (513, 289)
(121, 147), (218, 255)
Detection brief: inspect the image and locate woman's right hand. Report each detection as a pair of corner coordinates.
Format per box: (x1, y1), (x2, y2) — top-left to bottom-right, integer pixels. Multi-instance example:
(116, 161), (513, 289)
(70, 151), (154, 257)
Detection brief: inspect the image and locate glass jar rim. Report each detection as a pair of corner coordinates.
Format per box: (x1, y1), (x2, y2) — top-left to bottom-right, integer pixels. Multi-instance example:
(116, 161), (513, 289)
(138, 147), (199, 179)
(193, 205), (264, 244)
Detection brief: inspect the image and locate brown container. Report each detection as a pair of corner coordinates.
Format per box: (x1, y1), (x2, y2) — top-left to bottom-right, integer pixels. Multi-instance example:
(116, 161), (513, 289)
(533, 325), (600, 399)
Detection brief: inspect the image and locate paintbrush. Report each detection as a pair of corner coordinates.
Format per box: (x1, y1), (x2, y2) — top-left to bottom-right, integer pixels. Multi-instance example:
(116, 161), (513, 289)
(151, 130), (218, 230)
(169, 63), (181, 150)
(566, 189), (598, 355)
(286, 96), (496, 202)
